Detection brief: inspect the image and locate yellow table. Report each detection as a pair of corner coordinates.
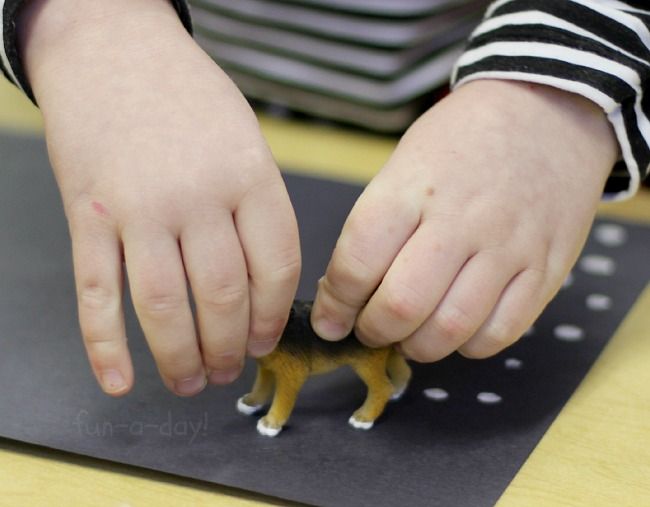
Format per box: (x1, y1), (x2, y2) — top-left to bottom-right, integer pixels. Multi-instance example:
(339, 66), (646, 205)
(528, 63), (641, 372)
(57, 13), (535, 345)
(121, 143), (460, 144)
(1, 79), (649, 507)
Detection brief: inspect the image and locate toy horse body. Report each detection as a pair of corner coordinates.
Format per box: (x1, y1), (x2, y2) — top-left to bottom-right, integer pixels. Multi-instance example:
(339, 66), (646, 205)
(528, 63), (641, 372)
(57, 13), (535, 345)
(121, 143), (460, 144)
(237, 300), (411, 436)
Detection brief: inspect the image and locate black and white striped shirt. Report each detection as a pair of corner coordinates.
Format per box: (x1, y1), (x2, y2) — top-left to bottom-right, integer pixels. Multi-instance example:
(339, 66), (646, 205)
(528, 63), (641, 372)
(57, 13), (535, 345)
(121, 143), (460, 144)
(1, 0), (648, 199)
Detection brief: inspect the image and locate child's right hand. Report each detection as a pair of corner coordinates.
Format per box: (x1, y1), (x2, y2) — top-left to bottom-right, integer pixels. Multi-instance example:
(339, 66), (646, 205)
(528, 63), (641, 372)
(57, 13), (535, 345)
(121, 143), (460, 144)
(19, 0), (301, 396)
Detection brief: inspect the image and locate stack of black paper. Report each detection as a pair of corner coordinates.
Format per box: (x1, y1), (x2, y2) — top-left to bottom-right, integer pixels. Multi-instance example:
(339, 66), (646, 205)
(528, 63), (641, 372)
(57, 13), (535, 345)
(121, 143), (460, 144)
(189, 0), (488, 131)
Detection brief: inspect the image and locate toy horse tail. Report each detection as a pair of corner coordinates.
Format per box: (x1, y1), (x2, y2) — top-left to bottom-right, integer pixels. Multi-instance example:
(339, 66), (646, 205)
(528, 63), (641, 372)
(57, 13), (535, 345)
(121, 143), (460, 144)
(387, 347), (412, 400)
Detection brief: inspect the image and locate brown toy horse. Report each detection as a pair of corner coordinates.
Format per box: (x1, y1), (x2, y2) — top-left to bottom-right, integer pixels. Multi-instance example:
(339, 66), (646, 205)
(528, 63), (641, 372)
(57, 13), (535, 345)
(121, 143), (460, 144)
(237, 300), (411, 436)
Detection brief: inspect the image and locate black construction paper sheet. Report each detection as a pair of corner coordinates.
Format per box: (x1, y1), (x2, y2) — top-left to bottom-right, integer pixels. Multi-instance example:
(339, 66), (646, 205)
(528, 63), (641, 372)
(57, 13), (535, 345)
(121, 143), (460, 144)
(1, 133), (649, 506)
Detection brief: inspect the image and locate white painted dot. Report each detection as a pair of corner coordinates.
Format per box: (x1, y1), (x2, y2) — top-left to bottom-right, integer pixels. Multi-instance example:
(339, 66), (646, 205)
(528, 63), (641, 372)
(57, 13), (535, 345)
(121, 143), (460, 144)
(594, 223), (627, 247)
(579, 255), (616, 276)
(504, 358), (523, 370)
(586, 293), (612, 311)
(423, 388), (449, 401)
(554, 324), (585, 342)
(477, 392), (502, 404)
(562, 272), (574, 289)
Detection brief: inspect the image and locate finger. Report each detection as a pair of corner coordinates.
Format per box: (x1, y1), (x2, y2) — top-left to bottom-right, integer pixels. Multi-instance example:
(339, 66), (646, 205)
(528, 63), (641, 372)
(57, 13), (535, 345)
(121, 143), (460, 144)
(311, 184), (420, 340)
(181, 213), (250, 385)
(457, 266), (548, 359)
(122, 222), (206, 396)
(69, 204), (132, 396)
(354, 221), (469, 348)
(399, 248), (517, 362)
(235, 178), (301, 358)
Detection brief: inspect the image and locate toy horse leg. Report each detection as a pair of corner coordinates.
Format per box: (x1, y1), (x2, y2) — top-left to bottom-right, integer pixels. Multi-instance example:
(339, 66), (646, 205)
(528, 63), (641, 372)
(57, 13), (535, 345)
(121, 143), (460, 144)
(387, 349), (412, 400)
(257, 359), (309, 437)
(237, 365), (274, 415)
(348, 352), (394, 430)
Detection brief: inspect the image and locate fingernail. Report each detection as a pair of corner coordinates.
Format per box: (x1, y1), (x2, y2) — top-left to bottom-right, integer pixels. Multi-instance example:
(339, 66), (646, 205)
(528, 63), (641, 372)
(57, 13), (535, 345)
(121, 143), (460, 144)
(247, 338), (278, 358)
(100, 369), (127, 394)
(208, 368), (241, 385)
(174, 375), (207, 396)
(313, 318), (348, 340)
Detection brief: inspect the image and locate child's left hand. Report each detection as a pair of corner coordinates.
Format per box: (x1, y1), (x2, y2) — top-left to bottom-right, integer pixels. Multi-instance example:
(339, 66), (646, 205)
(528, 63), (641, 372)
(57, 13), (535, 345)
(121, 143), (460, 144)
(311, 79), (619, 361)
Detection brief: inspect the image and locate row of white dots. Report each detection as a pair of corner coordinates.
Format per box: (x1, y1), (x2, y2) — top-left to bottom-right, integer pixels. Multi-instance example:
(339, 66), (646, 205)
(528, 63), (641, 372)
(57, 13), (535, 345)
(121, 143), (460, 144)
(420, 224), (626, 407)
(423, 388), (504, 405)
(422, 357), (524, 404)
(523, 293), (611, 342)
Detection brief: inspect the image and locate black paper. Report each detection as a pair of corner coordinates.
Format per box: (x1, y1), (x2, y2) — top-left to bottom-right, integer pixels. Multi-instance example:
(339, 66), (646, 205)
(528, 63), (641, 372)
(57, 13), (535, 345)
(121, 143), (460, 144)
(0, 133), (648, 506)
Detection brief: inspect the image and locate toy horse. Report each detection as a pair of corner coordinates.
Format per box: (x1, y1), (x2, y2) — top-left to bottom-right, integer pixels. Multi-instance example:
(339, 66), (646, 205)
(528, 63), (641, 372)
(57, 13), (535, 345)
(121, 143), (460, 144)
(237, 300), (411, 436)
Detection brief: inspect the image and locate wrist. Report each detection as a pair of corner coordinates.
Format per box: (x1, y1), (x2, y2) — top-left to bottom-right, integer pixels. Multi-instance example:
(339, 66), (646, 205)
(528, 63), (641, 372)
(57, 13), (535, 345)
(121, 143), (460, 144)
(16, 0), (186, 101)
(452, 79), (619, 181)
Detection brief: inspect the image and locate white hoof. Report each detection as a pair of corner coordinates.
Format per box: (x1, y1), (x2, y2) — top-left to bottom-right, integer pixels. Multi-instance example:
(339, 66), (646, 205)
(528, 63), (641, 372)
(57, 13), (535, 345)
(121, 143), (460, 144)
(390, 386), (407, 401)
(237, 396), (264, 415)
(348, 415), (374, 430)
(257, 418), (282, 437)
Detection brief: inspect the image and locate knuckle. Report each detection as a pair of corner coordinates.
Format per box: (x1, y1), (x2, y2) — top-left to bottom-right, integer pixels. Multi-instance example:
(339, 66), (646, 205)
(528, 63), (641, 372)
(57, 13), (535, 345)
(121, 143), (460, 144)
(319, 276), (363, 312)
(65, 191), (94, 225)
(267, 254), (302, 285)
(433, 304), (477, 343)
(355, 319), (390, 347)
(203, 350), (243, 370)
(484, 321), (520, 350)
(344, 212), (370, 239)
(238, 143), (275, 172)
(400, 340), (442, 364)
(199, 283), (248, 313)
(328, 247), (375, 293)
(521, 265), (548, 289)
(84, 338), (123, 361)
(80, 326), (126, 359)
(155, 344), (199, 372)
(383, 285), (427, 323)
(137, 290), (187, 320)
(78, 282), (116, 312)
(249, 317), (285, 341)
(238, 169), (282, 204)
(66, 191), (115, 233)
(491, 210), (519, 238)
(82, 327), (119, 347)
(461, 323), (518, 359)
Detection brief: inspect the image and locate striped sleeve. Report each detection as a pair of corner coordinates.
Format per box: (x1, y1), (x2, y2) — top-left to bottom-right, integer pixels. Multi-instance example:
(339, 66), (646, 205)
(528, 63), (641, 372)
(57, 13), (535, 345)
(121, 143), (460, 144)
(1, 0), (193, 103)
(451, 0), (650, 200)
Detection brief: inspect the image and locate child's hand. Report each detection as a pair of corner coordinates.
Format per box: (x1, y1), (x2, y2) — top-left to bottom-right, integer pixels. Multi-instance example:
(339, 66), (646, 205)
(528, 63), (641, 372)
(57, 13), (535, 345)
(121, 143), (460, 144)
(20, 0), (300, 395)
(312, 80), (618, 361)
